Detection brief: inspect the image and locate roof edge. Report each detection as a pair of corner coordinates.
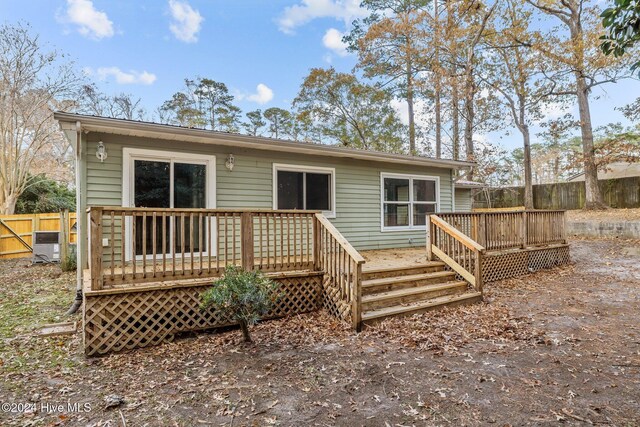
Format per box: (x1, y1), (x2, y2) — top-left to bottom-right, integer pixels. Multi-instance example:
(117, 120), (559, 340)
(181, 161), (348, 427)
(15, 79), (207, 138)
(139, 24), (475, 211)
(55, 112), (476, 170)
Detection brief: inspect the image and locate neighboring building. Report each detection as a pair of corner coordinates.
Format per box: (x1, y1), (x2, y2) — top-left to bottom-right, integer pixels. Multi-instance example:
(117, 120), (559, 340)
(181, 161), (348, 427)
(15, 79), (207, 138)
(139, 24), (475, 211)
(568, 162), (640, 182)
(454, 180), (486, 211)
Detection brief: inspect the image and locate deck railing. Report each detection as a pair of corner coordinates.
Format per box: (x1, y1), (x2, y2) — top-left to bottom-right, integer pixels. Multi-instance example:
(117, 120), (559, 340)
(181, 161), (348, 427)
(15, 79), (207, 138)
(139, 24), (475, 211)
(436, 210), (566, 251)
(427, 214), (485, 292)
(314, 213), (365, 330)
(88, 207), (318, 290)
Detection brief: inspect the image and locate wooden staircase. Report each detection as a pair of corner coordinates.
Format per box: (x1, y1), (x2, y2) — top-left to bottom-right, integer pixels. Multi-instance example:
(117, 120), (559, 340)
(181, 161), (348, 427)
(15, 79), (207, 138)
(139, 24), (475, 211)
(360, 261), (482, 325)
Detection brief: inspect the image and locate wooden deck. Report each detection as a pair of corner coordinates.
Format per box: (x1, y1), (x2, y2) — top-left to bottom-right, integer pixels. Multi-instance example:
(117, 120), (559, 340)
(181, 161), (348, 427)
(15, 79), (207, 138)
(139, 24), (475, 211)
(82, 207), (570, 356)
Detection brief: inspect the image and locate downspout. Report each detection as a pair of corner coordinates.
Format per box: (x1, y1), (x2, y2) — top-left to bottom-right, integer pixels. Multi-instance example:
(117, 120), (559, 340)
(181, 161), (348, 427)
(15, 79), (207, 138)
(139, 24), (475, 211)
(67, 120), (83, 315)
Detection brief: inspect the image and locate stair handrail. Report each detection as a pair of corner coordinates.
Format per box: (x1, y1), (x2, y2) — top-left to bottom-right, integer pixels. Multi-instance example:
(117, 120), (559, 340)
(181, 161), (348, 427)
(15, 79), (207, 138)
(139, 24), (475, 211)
(427, 214), (485, 293)
(314, 213), (365, 330)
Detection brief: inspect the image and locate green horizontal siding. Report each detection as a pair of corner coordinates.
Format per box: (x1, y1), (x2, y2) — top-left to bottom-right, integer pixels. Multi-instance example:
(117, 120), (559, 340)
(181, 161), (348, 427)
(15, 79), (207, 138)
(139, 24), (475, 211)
(455, 188), (473, 211)
(84, 133), (455, 251)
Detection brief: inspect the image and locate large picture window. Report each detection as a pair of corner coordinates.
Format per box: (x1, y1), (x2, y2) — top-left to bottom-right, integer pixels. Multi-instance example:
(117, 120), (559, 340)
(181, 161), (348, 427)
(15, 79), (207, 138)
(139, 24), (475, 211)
(381, 173), (438, 230)
(273, 164), (335, 217)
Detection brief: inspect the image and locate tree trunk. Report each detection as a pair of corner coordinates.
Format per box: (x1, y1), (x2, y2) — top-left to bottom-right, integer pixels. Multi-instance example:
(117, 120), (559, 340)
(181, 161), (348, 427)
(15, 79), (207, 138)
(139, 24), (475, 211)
(239, 320), (252, 343)
(452, 78), (460, 161)
(575, 74), (606, 210)
(463, 64), (475, 180)
(407, 61), (416, 155)
(434, 0), (442, 158)
(1, 193), (17, 215)
(522, 125), (534, 209)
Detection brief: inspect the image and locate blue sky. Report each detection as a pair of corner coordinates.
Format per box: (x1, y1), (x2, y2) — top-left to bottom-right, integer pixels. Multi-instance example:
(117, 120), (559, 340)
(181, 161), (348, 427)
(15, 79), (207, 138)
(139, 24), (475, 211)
(2, 0), (638, 152)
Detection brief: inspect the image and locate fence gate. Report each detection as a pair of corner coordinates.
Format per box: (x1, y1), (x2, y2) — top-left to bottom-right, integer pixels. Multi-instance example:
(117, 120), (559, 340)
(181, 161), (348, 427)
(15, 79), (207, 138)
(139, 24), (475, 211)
(0, 212), (77, 259)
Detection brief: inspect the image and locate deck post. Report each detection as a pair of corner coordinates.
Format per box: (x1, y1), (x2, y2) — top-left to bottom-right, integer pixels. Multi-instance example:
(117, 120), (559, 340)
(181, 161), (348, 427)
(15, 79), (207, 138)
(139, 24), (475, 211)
(426, 215), (433, 261)
(474, 250), (484, 293)
(520, 211), (528, 248)
(240, 211), (254, 271)
(312, 215), (321, 270)
(89, 207), (103, 291)
(352, 262), (363, 331)
(477, 213), (486, 247)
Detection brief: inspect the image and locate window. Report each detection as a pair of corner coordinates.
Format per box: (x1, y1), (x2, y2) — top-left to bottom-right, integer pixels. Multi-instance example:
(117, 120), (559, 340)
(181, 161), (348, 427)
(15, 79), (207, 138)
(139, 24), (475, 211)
(273, 164), (335, 217)
(123, 148), (216, 259)
(381, 173), (438, 230)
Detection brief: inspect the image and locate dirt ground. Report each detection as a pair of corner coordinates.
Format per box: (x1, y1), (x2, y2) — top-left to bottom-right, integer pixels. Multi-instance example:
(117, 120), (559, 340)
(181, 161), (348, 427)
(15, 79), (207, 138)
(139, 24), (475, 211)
(566, 208), (640, 222)
(1, 238), (640, 426)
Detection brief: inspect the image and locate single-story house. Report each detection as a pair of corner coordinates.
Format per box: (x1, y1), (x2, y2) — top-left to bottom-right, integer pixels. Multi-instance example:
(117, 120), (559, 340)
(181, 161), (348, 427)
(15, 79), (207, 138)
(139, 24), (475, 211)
(55, 113), (569, 356)
(54, 112), (474, 273)
(568, 161), (640, 182)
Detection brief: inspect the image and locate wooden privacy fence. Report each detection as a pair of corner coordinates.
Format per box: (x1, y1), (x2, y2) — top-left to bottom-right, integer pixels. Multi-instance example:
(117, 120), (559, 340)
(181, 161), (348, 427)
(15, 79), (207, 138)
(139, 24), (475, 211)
(0, 212), (77, 259)
(436, 210), (566, 251)
(475, 176), (640, 210)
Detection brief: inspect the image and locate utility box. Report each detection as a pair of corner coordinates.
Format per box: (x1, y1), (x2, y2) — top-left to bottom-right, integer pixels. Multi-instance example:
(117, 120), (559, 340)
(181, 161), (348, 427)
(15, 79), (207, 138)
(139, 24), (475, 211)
(32, 231), (61, 264)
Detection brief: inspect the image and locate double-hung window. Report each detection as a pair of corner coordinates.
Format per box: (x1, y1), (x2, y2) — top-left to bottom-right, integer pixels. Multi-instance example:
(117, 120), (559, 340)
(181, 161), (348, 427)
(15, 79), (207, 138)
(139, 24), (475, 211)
(273, 164), (335, 218)
(381, 173), (439, 230)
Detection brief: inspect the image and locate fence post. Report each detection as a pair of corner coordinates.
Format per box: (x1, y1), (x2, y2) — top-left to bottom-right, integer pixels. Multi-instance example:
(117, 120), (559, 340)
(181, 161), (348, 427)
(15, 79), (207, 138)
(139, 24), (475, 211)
(240, 211), (254, 271)
(89, 207), (103, 291)
(60, 210), (70, 263)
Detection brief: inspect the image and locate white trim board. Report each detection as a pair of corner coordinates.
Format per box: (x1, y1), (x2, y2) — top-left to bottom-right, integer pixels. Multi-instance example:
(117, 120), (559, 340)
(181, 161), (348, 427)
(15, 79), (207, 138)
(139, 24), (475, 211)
(122, 147), (217, 260)
(272, 163), (336, 218)
(380, 172), (440, 232)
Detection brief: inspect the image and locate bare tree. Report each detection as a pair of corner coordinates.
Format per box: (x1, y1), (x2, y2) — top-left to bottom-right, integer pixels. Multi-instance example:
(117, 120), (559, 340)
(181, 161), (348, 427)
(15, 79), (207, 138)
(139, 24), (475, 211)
(527, 0), (634, 209)
(0, 23), (79, 214)
(77, 83), (145, 120)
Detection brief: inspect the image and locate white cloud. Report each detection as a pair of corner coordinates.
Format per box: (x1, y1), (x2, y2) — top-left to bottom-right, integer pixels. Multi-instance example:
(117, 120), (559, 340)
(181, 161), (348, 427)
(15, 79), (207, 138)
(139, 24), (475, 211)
(247, 83), (274, 105)
(168, 0), (203, 43)
(390, 99), (432, 128)
(63, 0), (114, 39)
(88, 67), (157, 85)
(541, 102), (572, 121)
(277, 0), (366, 34)
(323, 28), (349, 56)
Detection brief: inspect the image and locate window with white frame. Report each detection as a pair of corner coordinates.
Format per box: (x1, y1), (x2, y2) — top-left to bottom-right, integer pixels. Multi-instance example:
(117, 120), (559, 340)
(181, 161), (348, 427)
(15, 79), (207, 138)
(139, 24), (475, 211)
(122, 148), (216, 259)
(381, 173), (438, 230)
(273, 164), (335, 217)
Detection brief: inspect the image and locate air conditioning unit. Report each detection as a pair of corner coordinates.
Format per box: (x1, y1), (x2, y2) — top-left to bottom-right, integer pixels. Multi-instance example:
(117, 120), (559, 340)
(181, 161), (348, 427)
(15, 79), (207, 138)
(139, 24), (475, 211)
(32, 231), (61, 264)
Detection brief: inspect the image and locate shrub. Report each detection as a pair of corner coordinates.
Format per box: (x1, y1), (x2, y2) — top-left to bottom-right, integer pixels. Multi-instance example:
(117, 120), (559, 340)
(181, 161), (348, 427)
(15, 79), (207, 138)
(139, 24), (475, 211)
(60, 251), (77, 272)
(201, 266), (280, 342)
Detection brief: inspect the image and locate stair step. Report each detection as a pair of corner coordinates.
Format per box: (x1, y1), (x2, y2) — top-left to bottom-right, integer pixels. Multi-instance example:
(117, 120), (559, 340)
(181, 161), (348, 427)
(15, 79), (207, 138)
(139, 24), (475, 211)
(362, 262), (446, 280)
(362, 270), (456, 295)
(361, 292), (483, 324)
(362, 281), (469, 311)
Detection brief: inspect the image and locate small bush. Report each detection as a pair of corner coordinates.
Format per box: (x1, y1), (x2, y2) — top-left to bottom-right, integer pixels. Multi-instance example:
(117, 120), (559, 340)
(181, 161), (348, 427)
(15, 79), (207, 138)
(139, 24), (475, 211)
(201, 266), (280, 342)
(60, 252), (77, 272)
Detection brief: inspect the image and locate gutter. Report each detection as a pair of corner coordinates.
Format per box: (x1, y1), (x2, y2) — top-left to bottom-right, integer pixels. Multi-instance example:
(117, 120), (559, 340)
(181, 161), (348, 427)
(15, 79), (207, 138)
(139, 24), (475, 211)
(66, 120), (83, 315)
(53, 112), (475, 170)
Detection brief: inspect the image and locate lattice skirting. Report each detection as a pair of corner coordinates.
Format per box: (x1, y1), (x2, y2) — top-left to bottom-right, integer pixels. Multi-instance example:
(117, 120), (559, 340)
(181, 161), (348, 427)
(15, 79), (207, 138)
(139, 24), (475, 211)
(84, 272), (323, 356)
(320, 276), (352, 323)
(482, 244), (570, 283)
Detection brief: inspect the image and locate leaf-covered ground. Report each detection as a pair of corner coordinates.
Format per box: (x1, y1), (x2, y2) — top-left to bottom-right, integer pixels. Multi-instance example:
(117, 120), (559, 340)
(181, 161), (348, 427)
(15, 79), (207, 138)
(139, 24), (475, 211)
(1, 239), (639, 426)
(566, 207), (640, 222)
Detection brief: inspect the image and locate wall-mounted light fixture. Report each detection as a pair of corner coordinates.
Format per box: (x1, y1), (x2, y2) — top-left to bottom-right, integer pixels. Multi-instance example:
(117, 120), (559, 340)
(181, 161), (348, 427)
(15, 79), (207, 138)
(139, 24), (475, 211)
(225, 154), (235, 171)
(96, 141), (108, 163)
